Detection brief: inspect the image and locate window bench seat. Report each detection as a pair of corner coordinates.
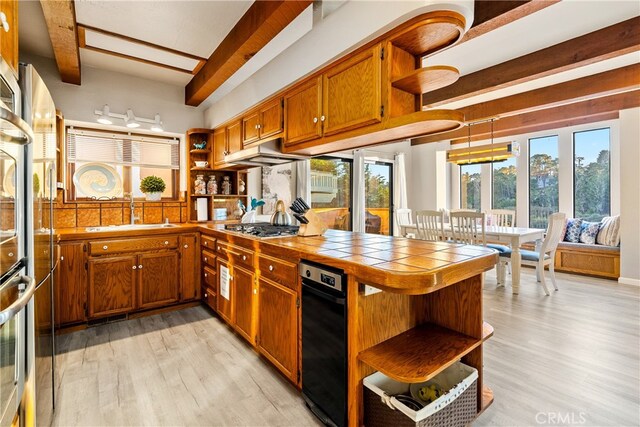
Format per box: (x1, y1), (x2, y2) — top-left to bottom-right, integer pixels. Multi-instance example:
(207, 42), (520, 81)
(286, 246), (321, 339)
(521, 241), (620, 280)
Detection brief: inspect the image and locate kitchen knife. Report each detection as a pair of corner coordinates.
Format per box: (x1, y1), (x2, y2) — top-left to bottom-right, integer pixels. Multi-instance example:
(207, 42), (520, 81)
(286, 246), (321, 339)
(290, 202), (303, 214)
(293, 213), (309, 224)
(294, 199), (307, 213)
(298, 198), (311, 211)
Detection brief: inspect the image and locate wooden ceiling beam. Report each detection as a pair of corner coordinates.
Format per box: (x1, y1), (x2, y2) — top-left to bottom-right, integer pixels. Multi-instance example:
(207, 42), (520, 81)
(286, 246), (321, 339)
(412, 90), (639, 146)
(413, 64), (640, 144)
(460, 0), (559, 43)
(39, 0), (81, 85)
(185, 0), (313, 107)
(423, 16), (640, 107)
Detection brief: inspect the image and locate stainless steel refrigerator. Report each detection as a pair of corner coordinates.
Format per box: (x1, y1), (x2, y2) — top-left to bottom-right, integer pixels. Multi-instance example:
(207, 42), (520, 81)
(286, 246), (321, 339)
(20, 62), (57, 427)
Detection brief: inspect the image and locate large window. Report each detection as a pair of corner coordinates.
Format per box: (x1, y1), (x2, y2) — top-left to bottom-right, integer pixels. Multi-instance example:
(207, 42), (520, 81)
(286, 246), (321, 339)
(66, 127), (180, 200)
(529, 135), (559, 228)
(310, 158), (352, 231)
(460, 164), (481, 211)
(574, 128), (610, 222)
(492, 156), (516, 211)
(364, 161), (393, 235)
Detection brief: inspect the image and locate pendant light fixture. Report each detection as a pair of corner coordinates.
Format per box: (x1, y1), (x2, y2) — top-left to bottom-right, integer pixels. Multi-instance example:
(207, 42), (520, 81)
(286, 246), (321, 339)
(446, 118), (519, 165)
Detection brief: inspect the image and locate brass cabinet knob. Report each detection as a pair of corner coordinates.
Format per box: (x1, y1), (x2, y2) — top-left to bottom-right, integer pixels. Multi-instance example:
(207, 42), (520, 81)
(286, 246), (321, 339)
(242, 255), (247, 261)
(204, 273), (208, 278)
(313, 117), (318, 123)
(204, 293), (208, 298)
(184, 244), (188, 248)
(103, 245), (108, 250)
(164, 241), (169, 245)
(133, 265), (137, 270)
(138, 265), (143, 269)
(320, 115), (325, 122)
(204, 257), (208, 262)
(269, 265), (274, 271)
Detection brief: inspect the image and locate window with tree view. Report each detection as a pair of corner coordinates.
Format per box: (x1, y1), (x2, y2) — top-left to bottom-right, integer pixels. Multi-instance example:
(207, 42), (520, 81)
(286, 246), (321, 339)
(310, 158), (352, 231)
(364, 162), (392, 235)
(492, 156), (516, 211)
(460, 164), (481, 211)
(529, 135), (559, 228)
(66, 127), (180, 200)
(574, 128), (610, 222)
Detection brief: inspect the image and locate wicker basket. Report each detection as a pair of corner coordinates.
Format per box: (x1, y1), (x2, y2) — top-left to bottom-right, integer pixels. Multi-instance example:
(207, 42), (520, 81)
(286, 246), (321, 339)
(363, 362), (478, 427)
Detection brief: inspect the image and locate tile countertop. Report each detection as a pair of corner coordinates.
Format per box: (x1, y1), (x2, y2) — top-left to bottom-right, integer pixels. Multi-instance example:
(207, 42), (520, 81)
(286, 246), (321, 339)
(200, 225), (498, 295)
(56, 223), (201, 241)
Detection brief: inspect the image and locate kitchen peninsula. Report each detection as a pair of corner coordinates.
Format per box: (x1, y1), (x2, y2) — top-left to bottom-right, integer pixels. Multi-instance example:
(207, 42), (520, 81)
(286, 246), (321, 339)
(54, 224), (497, 426)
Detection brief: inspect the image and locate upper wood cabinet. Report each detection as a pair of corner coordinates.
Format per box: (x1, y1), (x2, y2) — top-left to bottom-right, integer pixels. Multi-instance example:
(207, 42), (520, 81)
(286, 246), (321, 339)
(284, 77), (323, 146)
(226, 121), (242, 156)
(323, 45), (382, 136)
(284, 44), (382, 146)
(0, 0), (19, 76)
(213, 121), (241, 169)
(213, 127), (227, 168)
(56, 242), (87, 326)
(243, 99), (284, 146)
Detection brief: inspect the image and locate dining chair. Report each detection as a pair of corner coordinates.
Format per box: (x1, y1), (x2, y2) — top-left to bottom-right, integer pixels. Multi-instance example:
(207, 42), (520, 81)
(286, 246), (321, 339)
(449, 211), (486, 246)
(487, 209), (516, 254)
(498, 212), (566, 296)
(415, 210), (445, 241)
(396, 208), (414, 237)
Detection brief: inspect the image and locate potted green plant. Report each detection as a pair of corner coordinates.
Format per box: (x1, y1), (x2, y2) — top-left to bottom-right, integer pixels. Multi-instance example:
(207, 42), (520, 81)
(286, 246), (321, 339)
(139, 175), (166, 201)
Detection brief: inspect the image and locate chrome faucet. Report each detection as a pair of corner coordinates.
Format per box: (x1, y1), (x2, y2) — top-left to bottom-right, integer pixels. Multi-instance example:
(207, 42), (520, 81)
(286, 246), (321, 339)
(124, 193), (139, 224)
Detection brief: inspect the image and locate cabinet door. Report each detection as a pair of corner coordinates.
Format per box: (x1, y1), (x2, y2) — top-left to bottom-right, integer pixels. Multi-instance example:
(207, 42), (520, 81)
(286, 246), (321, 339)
(233, 265), (256, 344)
(216, 258), (233, 324)
(259, 99), (283, 140)
(138, 252), (180, 310)
(323, 44), (382, 136)
(0, 0), (18, 75)
(55, 242), (87, 326)
(88, 255), (137, 318)
(226, 121), (243, 156)
(213, 127), (227, 168)
(284, 77), (323, 146)
(242, 111), (260, 146)
(257, 278), (298, 382)
(180, 234), (200, 301)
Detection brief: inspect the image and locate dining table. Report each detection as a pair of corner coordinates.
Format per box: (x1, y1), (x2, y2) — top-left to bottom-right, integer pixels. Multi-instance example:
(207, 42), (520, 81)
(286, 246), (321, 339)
(400, 223), (546, 294)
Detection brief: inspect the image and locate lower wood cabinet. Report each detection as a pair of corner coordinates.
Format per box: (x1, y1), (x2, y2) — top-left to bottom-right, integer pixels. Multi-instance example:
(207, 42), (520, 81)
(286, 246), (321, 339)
(233, 265), (256, 345)
(56, 242), (87, 325)
(257, 277), (299, 383)
(138, 252), (180, 310)
(180, 234), (200, 301)
(216, 258), (233, 324)
(88, 255), (137, 318)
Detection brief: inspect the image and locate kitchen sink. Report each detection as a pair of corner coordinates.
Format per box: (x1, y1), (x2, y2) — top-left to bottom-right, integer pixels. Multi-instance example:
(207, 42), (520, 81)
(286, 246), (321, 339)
(85, 223), (179, 232)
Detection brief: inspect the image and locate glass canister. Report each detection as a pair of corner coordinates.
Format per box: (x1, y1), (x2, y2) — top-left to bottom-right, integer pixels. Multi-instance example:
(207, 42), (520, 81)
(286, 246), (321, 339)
(194, 174), (206, 195)
(222, 176), (232, 195)
(207, 175), (218, 195)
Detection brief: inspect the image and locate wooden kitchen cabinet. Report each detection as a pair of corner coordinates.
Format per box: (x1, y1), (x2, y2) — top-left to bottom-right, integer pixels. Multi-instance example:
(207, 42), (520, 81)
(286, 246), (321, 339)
(213, 120), (242, 169)
(243, 99), (284, 146)
(322, 44), (382, 136)
(284, 77), (323, 145)
(233, 265), (256, 344)
(213, 127), (227, 168)
(55, 242), (87, 326)
(180, 234), (200, 301)
(226, 121), (242, 156)
(88, 255), (137, 318)
(257, 277), (299, 383)
(138, 252), (180, 310)
(284, 44), (382, 146)
(216, 258), (233, 324)
(0, 0), (19, 76)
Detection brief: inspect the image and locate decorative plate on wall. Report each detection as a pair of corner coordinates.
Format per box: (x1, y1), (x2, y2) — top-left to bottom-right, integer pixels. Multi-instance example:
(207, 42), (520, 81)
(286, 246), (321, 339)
(73, 162), (122, 199)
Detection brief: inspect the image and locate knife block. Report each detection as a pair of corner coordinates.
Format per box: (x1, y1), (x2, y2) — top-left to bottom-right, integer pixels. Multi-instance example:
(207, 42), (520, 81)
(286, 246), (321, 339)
(297, 210), (328, 237)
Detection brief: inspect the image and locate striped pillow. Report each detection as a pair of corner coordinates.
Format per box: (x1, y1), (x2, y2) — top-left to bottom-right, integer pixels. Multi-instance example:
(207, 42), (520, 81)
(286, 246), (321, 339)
(596, 215), (620, 246)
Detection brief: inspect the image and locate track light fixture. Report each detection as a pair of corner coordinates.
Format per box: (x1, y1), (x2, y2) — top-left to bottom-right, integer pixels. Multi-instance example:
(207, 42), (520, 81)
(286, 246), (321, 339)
(94, 105), (165, 132)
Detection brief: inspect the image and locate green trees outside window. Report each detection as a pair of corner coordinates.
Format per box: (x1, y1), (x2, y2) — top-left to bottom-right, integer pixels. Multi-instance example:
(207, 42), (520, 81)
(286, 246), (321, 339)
(460, 164), (481, 211)
(529, 136), (559, 229)
(492, 157), (516, 211)
(574, 128), (610, 222)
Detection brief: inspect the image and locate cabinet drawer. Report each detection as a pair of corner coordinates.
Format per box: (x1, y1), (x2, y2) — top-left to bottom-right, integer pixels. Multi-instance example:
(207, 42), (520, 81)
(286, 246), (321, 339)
(201, 249), (216, 268)
(89, 236), (178, 255)
(216, 241), (254, 269)
(201, 235), (216, 250)
(202, 265), (216, 288)
(259, 255), (298, 290)
(202, 287), (216, 311)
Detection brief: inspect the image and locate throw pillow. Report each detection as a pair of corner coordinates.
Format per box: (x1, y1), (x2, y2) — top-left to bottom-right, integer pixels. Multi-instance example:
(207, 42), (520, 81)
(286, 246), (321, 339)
(564, 218), (583, 243)
(597, 215), (621, 246)
(579, 221), (600, 244)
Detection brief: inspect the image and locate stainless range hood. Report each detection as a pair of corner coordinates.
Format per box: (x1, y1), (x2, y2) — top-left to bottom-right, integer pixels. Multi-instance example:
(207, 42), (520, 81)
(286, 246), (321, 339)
(224, 138), (309, 166)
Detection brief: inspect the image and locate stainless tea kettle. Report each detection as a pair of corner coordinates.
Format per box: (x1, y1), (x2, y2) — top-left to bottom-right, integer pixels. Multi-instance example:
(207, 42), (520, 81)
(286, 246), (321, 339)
(270, 200), (292, 226)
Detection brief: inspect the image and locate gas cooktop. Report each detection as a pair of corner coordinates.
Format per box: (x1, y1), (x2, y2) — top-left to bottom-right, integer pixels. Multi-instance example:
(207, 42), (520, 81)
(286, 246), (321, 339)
(224, 222), (299, 238)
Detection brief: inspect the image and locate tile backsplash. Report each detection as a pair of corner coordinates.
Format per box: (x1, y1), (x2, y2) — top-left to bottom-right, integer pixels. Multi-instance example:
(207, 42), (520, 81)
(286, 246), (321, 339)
(53, 190), (188, 228)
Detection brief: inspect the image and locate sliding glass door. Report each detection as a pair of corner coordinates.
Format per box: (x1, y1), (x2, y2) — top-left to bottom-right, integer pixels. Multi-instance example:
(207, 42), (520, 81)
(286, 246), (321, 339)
(310, 158), (352, 231)
(364, 161), (393, 235)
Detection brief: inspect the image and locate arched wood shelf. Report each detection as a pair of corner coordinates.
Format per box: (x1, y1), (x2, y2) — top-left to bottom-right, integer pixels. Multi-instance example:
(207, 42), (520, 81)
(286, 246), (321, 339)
(392, 65), (460, 94)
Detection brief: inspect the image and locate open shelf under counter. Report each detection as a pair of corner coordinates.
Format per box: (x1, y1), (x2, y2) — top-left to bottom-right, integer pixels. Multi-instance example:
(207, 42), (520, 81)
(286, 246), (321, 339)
(357, 323), (481, 384)
(479, 386), (494, 416)
(391, 65), (459, 94)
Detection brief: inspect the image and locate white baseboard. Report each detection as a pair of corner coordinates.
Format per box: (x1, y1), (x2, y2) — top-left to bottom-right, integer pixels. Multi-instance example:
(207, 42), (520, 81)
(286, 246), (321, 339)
(618, 277), (640, 286)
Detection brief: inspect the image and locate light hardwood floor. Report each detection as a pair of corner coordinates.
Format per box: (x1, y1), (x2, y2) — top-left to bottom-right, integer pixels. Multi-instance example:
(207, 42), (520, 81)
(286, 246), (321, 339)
(53, 269), (640, 427)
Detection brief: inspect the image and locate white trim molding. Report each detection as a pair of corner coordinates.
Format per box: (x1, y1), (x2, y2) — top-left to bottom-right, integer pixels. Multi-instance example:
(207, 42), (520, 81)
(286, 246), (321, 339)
(618, 277), (640, 287)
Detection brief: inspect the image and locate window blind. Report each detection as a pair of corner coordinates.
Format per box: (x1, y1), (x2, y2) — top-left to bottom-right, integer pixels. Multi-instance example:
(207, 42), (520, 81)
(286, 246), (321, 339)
(67, 127), (180, 169)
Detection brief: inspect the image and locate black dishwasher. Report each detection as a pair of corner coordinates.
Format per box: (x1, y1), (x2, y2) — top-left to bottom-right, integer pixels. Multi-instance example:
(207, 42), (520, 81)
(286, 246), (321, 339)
(300, 260), (347, 427)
